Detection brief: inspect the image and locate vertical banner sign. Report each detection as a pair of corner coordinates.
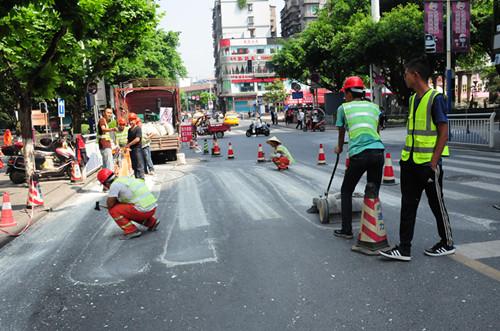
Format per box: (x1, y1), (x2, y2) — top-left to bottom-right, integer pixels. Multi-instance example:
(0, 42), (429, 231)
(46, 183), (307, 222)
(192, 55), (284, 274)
(424, 1), (444, 54)
(452, 1), (470, 53)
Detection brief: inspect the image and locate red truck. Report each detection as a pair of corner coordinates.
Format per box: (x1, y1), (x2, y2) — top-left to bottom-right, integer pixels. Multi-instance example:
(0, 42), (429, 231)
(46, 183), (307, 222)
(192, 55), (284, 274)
(114, 85), (181, 162)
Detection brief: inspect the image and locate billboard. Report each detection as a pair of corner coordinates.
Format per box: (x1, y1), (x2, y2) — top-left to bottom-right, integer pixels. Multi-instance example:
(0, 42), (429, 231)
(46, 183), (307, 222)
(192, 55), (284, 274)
(424, 1), (444, 54)
(452, 1), (471, 53)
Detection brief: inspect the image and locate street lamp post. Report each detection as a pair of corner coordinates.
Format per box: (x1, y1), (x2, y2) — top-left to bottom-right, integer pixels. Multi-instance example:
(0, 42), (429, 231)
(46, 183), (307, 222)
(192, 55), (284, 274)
(446, 0), (453, 113)
(370, 0), (381, 107)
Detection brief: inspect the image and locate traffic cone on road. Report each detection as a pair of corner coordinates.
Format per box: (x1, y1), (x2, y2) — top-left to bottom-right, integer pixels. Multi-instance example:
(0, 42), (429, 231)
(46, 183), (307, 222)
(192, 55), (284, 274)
(0, 192), (16, 228)
(345, 156), (350, 169)
(203, 139), (209, 155)
(227, 142), (235, 159)
(212, 139), (221, 157)
(26, 177), (44, 209)
(70, 161), (83, 183)
(352, 183), (390, 255)
(257, 144), (265, 163)
(382, 153), (397, 185)
(317, 144), (326, 165)
(189, 139), (196, 149)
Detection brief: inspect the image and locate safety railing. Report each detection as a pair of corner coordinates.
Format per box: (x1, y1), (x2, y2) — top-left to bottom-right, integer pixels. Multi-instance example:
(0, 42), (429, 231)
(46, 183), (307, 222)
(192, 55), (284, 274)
(448, 112), (496, 148)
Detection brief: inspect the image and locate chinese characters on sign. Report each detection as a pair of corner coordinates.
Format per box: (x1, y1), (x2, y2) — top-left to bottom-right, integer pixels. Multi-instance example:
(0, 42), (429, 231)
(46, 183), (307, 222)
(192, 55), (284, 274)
(452, 1), (470, 53)
(424, 1), (444, 54)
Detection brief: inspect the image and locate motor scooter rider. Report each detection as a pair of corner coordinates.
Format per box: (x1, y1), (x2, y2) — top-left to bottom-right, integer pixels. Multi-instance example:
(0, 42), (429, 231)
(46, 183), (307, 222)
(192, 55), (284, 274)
(97, 168), (160, 240)
(252, 115), (264, 134)
(266, 136), (295, 171)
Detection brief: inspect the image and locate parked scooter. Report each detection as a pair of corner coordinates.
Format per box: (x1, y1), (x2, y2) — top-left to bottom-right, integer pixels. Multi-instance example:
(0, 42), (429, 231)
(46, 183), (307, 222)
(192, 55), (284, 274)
(5, 136), (76, 184)
(303, 108), (326, 132)
(246, 122), (271, 137)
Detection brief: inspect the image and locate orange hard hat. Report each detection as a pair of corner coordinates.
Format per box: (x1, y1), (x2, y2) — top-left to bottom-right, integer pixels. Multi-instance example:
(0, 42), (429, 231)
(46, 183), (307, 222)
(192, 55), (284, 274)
(128, 112), (138, 121)
(341, 76), (365, 92)
(97, 168), (115, 185)
(118, 118), (127, 126)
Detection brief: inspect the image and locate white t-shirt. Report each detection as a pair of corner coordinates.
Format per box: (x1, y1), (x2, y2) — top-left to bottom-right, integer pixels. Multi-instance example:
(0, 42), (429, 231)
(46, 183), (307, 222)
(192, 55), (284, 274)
(298, 112), (304, 121)
(109, 180), (157, 212)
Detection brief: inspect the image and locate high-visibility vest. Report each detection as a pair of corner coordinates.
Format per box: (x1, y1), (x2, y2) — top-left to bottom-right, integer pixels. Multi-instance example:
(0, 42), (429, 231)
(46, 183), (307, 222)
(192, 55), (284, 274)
(342, 100), (381, 141)
(97, 119), (112, 142)
(113, 177), (157, 210)
(401, 89), (449, 164)
(115, 127), (129, 147)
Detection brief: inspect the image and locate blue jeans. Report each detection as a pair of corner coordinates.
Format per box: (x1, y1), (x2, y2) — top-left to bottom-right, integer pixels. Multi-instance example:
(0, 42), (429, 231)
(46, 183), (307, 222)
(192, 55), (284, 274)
(142, 146), (154, 173)
(100, 148), (113, 170)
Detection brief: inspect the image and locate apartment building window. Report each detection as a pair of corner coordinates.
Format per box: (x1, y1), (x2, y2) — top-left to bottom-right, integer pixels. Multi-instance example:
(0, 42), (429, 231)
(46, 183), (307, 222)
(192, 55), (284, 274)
(248, 16), (254, 26)
(249, 29), (255, 38)
(248, 3), (253, 12)
(238, 83), (254, 93)
(257, 48), (265, 54)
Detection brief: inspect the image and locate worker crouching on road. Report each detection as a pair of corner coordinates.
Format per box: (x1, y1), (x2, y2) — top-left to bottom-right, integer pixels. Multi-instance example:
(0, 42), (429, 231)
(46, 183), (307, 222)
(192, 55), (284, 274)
(266, 136), (295, 171)
(97, 168), (160, 240)
(333, 76), (385, 239)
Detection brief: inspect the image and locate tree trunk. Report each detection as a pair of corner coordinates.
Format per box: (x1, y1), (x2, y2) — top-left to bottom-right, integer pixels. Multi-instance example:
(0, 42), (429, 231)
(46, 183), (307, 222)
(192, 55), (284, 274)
(19, 92), (35, 182)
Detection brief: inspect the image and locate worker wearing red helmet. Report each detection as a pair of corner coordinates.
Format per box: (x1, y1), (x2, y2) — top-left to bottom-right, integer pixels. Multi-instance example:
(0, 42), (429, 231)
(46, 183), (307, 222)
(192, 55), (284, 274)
(115, 118), (129, 148)
(97, 168), (159, 239)
(125, 112), (145, 179)
(333, 76), (385, 239)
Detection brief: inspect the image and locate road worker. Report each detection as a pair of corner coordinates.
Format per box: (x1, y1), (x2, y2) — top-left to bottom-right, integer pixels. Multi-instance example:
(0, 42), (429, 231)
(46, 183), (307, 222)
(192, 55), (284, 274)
(97, 168), (159, 240)
(266, 136), (295, 171)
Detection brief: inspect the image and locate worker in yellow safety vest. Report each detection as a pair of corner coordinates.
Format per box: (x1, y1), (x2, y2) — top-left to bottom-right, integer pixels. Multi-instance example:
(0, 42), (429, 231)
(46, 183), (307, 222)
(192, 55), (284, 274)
(115, 118), (129, 148)
(380, 57), (454, 262)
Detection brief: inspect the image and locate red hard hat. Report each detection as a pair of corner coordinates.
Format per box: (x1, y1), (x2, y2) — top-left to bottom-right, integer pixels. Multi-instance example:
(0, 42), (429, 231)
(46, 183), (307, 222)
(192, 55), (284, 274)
(118, 118), (127, 126)
(97, 168), (115, 185)
(128, 112), (138, 121)
(341, 76), (365, 92)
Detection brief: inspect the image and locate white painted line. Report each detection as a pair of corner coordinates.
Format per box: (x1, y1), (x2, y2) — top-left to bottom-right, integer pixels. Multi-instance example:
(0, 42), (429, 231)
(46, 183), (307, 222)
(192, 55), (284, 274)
(460, 181), (500, 194)
(445, 158), (500, 171)
(454, 155), (500, 164)
(457, 240), (500, 259)
(177, 175), (209, 230)
(449, 212), (498, 231)
(443, 189), (478, 201)
(393, 162), (500, 180)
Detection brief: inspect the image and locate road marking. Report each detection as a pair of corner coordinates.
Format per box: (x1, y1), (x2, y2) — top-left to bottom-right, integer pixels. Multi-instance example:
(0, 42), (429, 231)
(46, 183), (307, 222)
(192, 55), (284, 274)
(449, 212), (498, 231)
(454, 155), (500, 164)
(450, 253), (500, 283)
(177, 175), (209, 230)
(444, 158), (500, 171)
(393, 162), (500, 180)
(457, 240), (500, 259)
(460, 181), (500, 194)
(443, 189), (477, 201)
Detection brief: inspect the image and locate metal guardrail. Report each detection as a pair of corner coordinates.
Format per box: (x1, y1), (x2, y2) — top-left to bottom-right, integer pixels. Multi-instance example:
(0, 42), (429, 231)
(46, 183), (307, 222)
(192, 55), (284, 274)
(448, 112), (496, 148)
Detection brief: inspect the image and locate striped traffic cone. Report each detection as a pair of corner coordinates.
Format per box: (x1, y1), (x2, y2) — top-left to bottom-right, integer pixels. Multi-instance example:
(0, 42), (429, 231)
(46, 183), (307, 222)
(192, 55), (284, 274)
(317, 144), (326, 165)
(70, 161), (83, 183)
(352, 183), (390, 255)
(212, 139), (221, 157)
(257, 144), (265, 163)
(382, 153), (397, 185)
(203, 139), (209, 155)
(227, 142), (235, 159)
(0, 192), (16, 227)
(26, 177), (44, 209)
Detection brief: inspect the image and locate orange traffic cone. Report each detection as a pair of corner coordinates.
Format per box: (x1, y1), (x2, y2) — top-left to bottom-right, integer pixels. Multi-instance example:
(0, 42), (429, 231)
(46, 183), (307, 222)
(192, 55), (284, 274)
(382, 153), (397, 185)
(345, 156), (350, 169)
(0, 192), (16, 228)
(317, 144), (326, 165)
(227, 142), (235, 159)
(26, 177), (44, 208)
(257, 144), (265, 162)
(70, 161), (83, 183)
(0, 159), (3, 169)
(352, 183), (390, 255)
(212, 139), (221, 157)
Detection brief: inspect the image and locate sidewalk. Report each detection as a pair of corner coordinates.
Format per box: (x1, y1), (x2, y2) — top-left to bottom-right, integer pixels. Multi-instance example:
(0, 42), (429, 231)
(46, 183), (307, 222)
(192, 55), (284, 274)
(0, 171), (96, 249)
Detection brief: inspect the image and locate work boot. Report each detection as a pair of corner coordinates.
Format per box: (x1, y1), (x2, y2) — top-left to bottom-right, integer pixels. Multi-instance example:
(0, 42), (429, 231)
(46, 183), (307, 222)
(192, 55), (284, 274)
(333, 229), (353, 239)
(120, 230), (142, 240)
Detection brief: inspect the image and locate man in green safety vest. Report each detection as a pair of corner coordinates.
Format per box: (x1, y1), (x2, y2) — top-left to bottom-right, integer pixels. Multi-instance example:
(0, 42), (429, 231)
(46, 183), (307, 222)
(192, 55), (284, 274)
(115, 118), (129, 148)
(97, 107), (117, 171)
(380, 57), (454, 262)
(97, 168), (159, 240)
(333, 76), (385, 239)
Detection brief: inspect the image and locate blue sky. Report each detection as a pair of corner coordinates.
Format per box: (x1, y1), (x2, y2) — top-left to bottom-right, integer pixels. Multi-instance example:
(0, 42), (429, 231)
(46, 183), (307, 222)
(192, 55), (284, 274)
(158, 0), (282, 80)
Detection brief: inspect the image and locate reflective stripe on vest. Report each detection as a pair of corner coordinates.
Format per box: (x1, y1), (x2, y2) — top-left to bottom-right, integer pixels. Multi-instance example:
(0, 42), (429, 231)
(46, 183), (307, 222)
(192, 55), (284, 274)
(343, 101), (381, 141)
(114, 177), (157, 210)
(97, 119), (112, 141)
(116, 127), (129, 147)
(401, 89), (449, 164)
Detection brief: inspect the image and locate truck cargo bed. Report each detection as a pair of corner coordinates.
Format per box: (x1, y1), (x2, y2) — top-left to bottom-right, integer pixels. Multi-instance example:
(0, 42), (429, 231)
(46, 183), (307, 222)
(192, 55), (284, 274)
(150, 134), (179, 152)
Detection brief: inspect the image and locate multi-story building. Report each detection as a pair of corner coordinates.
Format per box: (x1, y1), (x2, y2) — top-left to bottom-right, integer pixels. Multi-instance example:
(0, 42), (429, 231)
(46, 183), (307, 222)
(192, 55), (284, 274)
(213, 0), (283, 113)
(281, 0), (327, 38)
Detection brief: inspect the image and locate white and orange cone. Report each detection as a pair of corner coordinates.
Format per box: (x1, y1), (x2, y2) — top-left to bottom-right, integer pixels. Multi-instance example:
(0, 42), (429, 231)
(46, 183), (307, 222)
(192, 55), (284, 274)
(382, 153), (397, 185)
(257, 144), (265, 162)
(227, 142), (235, 159)
(26, 177), (44, 209)
(70, 161), (83, 183)
(317, 144), (326, 165)
(0, 192), (16, 228)
(212, 139), (221, 156)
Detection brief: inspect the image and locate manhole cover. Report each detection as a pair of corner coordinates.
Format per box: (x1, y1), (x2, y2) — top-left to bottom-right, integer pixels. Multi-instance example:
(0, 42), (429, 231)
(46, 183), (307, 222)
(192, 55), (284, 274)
(446, 175), (480, 182)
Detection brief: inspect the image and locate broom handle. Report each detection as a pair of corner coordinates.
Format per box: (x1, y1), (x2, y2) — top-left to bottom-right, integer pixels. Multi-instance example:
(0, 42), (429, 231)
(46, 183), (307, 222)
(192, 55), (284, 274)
(325, 153), (340, 198)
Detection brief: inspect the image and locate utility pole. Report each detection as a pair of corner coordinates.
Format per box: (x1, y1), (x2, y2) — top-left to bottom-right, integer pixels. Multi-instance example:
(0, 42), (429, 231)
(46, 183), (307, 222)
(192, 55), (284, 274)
(370, 0), (382, 107)
(445, 0), (453, 113)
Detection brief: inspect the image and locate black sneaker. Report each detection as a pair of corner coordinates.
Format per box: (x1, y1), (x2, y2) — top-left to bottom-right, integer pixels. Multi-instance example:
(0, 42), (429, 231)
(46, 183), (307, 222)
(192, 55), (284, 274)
(379, 246), (411, 261)
(424, 242), (456, 257)
(333, 230), (353, 239)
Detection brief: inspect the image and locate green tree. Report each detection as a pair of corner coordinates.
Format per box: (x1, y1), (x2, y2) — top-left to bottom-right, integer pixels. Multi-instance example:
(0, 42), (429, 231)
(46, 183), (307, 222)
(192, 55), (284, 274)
(199, 91), (215, 108)
(263, 80), (288, 109)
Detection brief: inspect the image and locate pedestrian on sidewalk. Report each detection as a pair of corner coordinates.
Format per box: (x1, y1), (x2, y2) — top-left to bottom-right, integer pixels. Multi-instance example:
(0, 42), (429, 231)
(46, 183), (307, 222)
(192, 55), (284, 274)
(266, 136), (295, 171)
(98, 107), (117, 170)
(270, 106), (278, 125)
(333, 76), (385, 239)
(97, 168), (159, 240)
(125, 113), (145, 179)
(139, 119), (155, 175)
(296, 109), (304, 130)
(380, 57), (454, 262)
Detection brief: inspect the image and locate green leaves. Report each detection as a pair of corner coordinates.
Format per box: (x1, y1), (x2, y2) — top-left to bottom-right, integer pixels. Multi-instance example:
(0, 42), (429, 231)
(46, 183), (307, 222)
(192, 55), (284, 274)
(263, 80), (288, 105)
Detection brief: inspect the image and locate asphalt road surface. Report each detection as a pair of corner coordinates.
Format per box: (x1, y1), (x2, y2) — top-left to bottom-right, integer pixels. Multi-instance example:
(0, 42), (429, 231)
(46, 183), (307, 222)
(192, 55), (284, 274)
(0, 120), (499, 330)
